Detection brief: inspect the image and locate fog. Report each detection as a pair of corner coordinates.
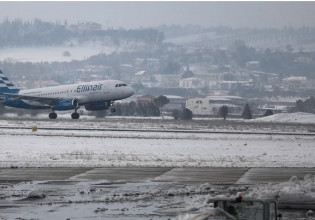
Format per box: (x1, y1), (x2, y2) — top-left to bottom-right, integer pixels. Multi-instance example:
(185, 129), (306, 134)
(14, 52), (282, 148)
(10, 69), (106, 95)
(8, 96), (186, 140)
(0, 1), (315, 29)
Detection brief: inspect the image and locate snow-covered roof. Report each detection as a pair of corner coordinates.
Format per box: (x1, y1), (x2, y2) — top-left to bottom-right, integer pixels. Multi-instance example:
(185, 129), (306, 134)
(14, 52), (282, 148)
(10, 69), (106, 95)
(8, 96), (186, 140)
(165, 95), (184, 99)
(135, 71), (146, 76)
(206, 96), (244, 100)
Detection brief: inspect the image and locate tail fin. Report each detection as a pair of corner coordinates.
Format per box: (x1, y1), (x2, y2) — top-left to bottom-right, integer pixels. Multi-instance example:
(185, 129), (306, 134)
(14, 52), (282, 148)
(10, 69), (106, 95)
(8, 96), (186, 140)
(0, 70), (19, 94)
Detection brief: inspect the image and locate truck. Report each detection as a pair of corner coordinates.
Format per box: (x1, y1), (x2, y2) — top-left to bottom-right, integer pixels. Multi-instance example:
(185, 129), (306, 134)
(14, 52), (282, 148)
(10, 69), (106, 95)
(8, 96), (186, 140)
(208, 195), (283, 220)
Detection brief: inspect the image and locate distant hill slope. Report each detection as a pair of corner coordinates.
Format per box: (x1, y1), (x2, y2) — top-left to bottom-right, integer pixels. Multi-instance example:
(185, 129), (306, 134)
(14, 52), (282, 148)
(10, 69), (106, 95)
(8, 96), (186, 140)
(254, 112), (315, 124)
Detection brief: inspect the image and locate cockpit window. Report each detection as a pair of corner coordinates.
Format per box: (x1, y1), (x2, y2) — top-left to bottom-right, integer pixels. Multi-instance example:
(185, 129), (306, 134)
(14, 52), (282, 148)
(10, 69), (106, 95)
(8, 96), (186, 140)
(115, 84), (128, 87)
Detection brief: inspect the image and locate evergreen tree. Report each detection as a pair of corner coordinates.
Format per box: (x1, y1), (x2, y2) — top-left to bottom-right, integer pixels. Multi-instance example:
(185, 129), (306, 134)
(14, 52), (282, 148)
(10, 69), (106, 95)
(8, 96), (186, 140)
(180, 108), (193, 120)
(153, 95), (169, 119)
(147, 101), (160, 117)
(294, 97), (315, 114)
(218, 105), (229, 120)
(242, 103), (252, 119)
(172, 109), (181, 120)
(264, 109), (274, 117)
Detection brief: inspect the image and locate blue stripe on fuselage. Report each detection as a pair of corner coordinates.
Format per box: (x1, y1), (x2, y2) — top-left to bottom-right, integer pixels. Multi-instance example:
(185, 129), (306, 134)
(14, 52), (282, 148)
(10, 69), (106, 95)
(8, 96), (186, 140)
(4, 98), (49, 110)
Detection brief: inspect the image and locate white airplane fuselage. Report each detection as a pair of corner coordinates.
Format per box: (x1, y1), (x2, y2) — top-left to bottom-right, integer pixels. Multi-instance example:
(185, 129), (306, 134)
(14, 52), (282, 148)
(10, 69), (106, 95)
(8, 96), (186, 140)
(0, 69), (134, 119)
(19, 80), (134, 108)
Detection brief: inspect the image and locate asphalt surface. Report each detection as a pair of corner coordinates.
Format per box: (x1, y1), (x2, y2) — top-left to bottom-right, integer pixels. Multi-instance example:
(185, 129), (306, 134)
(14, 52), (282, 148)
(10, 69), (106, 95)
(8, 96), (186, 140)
(1, 168), (315, 219)
(1, 125), (315, 136)
(1, 167), (315, 184)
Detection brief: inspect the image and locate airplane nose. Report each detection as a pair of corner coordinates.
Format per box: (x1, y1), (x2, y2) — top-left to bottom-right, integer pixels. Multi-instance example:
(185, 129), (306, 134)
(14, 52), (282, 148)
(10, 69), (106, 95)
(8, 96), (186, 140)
(129, 87), (135, 96)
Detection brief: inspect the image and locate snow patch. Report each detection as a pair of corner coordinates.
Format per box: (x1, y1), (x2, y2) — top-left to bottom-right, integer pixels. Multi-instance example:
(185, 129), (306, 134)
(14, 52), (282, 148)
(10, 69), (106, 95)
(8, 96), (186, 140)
(254, 112), (315, 124)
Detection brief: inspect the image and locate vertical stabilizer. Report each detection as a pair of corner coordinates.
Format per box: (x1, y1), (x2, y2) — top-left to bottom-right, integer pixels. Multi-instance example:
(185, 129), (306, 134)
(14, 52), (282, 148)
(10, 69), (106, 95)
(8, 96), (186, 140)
(0, 70), (19, 94)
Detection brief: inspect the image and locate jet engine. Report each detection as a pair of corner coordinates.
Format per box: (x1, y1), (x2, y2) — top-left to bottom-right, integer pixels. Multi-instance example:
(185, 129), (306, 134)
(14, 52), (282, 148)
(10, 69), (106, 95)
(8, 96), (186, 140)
(54, 98), (79, 111)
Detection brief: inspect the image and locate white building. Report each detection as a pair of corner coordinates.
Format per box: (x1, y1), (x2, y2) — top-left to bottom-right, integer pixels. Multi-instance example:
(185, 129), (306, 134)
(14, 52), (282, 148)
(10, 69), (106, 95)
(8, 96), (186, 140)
(154, 74), (180, 88)
(186, 96), (244, 115)
(164, 95), (186, 111)
(179, 77), (205, 89)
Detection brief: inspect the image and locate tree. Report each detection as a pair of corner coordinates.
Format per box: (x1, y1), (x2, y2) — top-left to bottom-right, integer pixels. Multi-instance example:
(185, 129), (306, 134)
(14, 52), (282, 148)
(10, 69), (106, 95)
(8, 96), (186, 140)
(218, 105), (229, 120)
(147, 101), (160, 117)
(294, 97), (315, 114)
(242, 103), (252, 119)
(264, 109), (274, 117)
(172, 109), (181, 120)
(126, 101), (137, 116)
(153, 95), (169, 119)
(181, 108), (193, 120)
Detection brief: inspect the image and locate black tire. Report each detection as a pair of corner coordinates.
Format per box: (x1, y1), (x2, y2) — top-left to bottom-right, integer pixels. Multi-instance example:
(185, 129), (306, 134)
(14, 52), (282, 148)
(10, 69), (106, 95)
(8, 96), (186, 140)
(49, 112), (57, 119)
(71, 112), (80, 119)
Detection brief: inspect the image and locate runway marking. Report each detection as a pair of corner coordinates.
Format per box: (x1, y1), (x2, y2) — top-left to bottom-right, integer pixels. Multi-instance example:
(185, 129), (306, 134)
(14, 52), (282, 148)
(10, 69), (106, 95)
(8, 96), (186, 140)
(236, 167), (315, 184)
(1, 168), (315, 184)
(0, 126), (315, 136)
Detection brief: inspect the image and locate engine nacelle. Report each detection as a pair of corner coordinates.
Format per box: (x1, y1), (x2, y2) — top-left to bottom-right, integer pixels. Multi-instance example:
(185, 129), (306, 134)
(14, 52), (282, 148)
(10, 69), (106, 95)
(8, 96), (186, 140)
(54, 98), (79, 111)
(85, 101), (110, 111)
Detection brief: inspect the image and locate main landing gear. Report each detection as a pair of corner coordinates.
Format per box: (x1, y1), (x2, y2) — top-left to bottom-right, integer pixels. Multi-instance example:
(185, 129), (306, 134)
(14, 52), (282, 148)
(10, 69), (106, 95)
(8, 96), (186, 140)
(48, 111), (79, 119)
(71, 112), (80, 119)
(71, 107), (80, 119)
(49, 112), (57, 119)
(48, 108), (80, 120)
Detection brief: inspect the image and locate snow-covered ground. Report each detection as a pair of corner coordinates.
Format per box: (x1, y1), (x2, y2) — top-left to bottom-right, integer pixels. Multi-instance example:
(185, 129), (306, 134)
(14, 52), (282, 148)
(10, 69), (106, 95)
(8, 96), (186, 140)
(0, 112), (314, 168)
(0, 113), (315, 219)
(0, 118), (314, 168)
(254, 112), (315, 124)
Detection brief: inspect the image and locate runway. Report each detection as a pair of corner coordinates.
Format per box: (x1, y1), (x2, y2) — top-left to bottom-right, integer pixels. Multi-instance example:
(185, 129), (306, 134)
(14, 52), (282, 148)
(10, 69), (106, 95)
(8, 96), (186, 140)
(1, 167), (315, 219)
(1, 167), (315, 184)
(1, 125), (315, 136)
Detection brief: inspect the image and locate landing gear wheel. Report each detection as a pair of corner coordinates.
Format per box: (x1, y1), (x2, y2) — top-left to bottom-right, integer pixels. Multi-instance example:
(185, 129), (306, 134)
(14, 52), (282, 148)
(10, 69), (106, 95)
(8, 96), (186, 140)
(71, 112), (80, 119)
(49, 112), (57, 119)
(111, 108), (116, 113)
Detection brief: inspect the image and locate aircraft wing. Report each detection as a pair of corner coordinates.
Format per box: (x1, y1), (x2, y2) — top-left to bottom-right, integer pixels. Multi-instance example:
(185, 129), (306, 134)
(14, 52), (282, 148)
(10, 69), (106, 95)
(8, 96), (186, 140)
(0, 93), (62, 106)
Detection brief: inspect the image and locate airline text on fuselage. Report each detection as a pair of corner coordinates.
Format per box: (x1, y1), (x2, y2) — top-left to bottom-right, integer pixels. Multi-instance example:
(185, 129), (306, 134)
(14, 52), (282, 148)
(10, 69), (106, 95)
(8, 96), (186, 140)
(76, 83), (103, 93)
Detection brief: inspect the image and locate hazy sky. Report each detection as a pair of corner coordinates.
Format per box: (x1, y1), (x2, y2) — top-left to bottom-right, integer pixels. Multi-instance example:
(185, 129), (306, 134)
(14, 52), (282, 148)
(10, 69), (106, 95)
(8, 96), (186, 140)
(0, 1), (315, 29)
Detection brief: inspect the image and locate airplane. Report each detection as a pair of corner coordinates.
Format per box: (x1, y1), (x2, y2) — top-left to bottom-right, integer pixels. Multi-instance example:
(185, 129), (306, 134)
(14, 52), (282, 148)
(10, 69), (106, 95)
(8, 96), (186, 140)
(0, 70), (134, 119)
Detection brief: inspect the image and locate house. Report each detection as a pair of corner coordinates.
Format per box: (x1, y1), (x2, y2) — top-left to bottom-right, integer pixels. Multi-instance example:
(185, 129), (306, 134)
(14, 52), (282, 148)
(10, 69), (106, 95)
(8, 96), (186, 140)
(134, 70), (152, 83)
(163, 95), (186, 111)
(179, 77), (205, 89)
(154, 74), (180, 88)
(282, 76), (309, 89)
(186, 96), (245, 115)
(136, 94), (155, 106)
